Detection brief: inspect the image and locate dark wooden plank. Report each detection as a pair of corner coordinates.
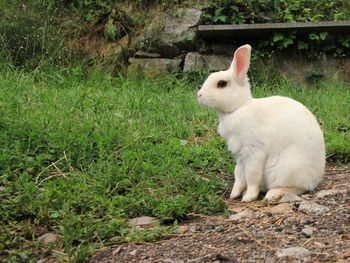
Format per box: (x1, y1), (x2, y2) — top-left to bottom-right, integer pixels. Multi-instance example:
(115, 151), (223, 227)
(198, 20), (350, 39)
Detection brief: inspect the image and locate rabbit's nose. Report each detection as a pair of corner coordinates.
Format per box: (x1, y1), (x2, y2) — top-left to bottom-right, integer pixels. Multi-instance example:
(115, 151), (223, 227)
(197, 91), (203, 98)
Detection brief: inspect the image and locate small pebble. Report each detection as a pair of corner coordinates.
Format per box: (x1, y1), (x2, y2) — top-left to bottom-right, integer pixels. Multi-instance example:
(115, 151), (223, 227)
(189, 225), (197, 233)
(215, 226), (225, 232)
(38, 232), (58, 246)
(128, 216), (158, 227)
(284, 216), (297, 225)
(316, 189), (347, 198)
(301, 226), (314, 237)
(276, 247), (311, 259)
(176, 225), (189, 234)
(267, 203), (293, 215)
(228, 211), (254, 222)
(279, 193), (303, 203)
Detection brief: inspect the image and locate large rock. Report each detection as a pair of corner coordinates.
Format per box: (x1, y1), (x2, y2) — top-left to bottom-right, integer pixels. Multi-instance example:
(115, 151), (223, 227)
(140, 8), (202, 58)
(134, 51), (162, 58)
(183, 52), (206, 72)
(183, 52), (231, 72)
(203, 55), (231, 72)
(128, 58), (182, 77)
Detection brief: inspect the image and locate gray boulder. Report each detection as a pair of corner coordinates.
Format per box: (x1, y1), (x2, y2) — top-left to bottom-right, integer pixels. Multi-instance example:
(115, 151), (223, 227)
(183, 52), (231, 72)
(128, 58), (182, 77)
(203, 55), (231, 72)
(183, 52), (206, 72)
(140, 8), (202, 58)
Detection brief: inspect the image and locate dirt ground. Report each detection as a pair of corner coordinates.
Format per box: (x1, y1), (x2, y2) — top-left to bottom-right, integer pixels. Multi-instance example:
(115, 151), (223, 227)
(91, 165), (350, 263)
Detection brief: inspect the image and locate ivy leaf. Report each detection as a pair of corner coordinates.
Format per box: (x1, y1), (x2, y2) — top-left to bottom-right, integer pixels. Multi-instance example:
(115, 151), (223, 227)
(282, 38), (294, 48)
(319, 32), (328, 41)
(298, 41), (308, 50)
(273, 34), (284, 42)
(213, 7), (227, 23)
(335, 47), (344, 54)
(274, 0), (281, 12)
(309, 33), (319, 40)
(214, 15), (227, 23)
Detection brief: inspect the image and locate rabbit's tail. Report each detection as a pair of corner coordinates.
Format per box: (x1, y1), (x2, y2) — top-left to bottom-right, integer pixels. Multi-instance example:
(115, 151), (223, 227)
(265, 187), (305, 201)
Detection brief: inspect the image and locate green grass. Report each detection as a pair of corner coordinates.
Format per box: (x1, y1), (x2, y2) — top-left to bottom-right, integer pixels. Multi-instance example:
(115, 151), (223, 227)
(0, 67), (349, 262)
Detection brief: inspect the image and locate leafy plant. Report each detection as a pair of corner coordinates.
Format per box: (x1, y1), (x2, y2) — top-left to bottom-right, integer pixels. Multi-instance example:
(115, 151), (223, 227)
(202, 0), (350, 58)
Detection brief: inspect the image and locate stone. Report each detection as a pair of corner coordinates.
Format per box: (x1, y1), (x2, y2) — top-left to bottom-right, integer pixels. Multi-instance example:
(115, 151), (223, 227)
(176, 225), (189, 234)
(315, 189), (347, 199)
(267, 203), (293, 215)
(0, 186), (4, 192)
(284, 216), (297, 225)
(180, 140), (188, 146)
(279, 193), (304, 203)
(39, 232), (58, 246)
(140, 8), (202, 58)
(276, 247), (311, 260)
(134, 51), (162, 58)
(189, 225), (197, 233)
(162, 8), (202, 48)
(183, 52), (206, 72)
(215, 226), (225, 232)
(128, 58), (182, 77)
(279, 192), (303, 203)
(203, 55), (231, 72)
(128, 216), (158, 227)
(228, 211), (254, 222)
(301, 226), (314, 237)
(298, 200), (330, 216)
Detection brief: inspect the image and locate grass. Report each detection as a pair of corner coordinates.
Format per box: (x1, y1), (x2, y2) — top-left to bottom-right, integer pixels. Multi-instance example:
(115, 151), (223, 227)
(0, 67), (349, 262)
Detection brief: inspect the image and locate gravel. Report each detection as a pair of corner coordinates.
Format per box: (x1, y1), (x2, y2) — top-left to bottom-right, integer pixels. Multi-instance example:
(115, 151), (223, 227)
(90, 165), (350, 263)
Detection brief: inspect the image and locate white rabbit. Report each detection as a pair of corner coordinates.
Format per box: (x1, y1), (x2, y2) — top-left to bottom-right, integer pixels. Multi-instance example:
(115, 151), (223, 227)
(197, 44), (325, 202)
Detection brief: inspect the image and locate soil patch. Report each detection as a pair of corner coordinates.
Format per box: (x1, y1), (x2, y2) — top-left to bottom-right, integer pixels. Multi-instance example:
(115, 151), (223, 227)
(91, 165), (350, 263)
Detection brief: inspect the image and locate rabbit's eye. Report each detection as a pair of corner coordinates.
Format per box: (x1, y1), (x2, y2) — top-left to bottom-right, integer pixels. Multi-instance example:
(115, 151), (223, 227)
(217, 80), (227, 88)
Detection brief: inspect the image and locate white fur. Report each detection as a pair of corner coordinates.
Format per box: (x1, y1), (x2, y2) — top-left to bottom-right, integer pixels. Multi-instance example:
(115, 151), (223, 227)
(197, 44), (325, 202)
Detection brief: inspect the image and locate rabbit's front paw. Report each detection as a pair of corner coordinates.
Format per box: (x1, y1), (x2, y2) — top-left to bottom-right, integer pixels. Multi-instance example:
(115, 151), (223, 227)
(241, 187), (259, 202)
(230, 189), (242, 200)
(229, 183), (245, 200)
(241, 194), (258, 202)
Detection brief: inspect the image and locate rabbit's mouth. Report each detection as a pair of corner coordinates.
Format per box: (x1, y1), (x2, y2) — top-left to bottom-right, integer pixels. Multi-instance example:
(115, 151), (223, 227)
(197, 95), (210, 107)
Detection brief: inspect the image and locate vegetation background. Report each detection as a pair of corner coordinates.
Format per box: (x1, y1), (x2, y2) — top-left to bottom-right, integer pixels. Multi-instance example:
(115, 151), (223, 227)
(0, 0), (349, 262)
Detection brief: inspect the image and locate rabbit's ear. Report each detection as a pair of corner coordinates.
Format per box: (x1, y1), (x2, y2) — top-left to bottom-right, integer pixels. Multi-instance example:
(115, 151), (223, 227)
(231, 44), (251, 82)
